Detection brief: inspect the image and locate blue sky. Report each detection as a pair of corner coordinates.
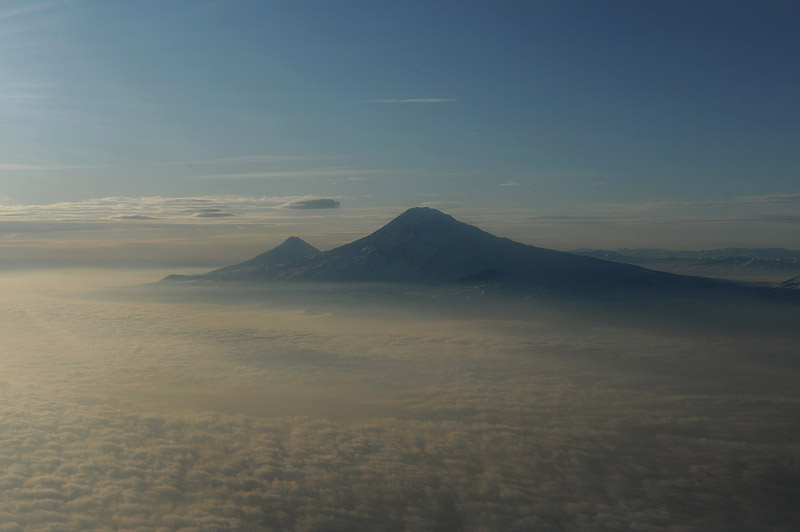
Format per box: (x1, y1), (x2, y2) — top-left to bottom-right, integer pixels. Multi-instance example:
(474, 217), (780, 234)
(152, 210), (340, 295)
(1, 0), (799, 259)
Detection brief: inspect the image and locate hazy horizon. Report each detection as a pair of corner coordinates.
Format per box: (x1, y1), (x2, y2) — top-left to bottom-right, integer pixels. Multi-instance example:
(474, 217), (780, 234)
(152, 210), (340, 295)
(2, 203), (800, 275)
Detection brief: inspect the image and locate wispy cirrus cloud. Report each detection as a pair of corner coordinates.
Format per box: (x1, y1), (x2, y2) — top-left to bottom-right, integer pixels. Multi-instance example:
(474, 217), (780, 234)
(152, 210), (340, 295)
(0, 163), (111, 171)
(589, 193), (800, 214)
(0, 1), (60, 21)
(146, 154), (334, 167)
(0, 155), (333, 172)
(0, 82), (54, 102)
(726, 193), (800, 205)
(365, 98), (458, 104)
(0, 195), (352, 226)
(194, 167), (406, 180)
(0, 195), (292, 222)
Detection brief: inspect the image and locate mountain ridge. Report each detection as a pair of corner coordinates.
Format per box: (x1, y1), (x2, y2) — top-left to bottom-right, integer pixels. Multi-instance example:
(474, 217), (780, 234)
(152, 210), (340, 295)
(162, 207), (794, 299)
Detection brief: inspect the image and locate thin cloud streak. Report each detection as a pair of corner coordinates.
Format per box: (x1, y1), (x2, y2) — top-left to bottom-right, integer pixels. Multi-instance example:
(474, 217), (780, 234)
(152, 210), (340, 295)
(0, 155), (335, 172)
(589, 194), (800, 214)
(147, 155), (336, 166)
(0, 1), (60, 21)
(194, 168), (410, 180)
(0, 163), (113, 171)
(284, 198), (341, 210)
(0, 195), (298, 221)
(365, 98), (458, 104)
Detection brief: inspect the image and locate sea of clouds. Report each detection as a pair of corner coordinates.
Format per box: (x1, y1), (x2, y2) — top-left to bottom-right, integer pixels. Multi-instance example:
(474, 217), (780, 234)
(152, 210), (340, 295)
(0, 271), (798, 531)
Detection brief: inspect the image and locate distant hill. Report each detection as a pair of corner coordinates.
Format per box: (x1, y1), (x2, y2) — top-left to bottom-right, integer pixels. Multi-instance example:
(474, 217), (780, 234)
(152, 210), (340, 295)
(162, 236), (320, 282)
(572, 248), (800, 283)
(776, 276), (800, 290)
(578, 248), (800, 261)
(162, 207), (788, 300)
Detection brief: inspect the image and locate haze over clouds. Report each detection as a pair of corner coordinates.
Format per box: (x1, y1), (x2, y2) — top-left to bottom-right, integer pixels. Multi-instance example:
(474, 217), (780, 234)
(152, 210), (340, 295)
(1, 271), (798, 531)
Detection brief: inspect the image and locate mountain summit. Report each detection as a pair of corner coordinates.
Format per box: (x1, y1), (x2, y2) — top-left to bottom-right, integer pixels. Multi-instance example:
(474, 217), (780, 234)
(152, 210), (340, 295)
(363, 207), (494, 252)
(244, 236), (321, 268)
(277, 206), (510, 283)
(206, 236), (320, 279)
(162, 236), (320, 282)
(163, 207), (747, 296)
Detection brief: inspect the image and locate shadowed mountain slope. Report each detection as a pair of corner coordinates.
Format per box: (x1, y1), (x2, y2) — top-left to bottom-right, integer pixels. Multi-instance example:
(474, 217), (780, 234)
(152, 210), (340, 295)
(263, 208), (744, 295)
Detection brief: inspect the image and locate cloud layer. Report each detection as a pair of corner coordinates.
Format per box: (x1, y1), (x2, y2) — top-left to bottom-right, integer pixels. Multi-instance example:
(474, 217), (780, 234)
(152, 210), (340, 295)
(0, 271), (798, 530)
(365, 98), (457, 104)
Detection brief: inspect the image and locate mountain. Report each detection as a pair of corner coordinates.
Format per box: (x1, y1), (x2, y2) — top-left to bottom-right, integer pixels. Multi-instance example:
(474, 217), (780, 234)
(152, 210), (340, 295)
(249, 208), (682, 287)
(162, 236), (320, 282)
(776, 276), (800, 290)
(577, 247), (800, 261)
(163, 207), (763, 298)
(210, 236), (321, 276)
(572, 248), (800, 282)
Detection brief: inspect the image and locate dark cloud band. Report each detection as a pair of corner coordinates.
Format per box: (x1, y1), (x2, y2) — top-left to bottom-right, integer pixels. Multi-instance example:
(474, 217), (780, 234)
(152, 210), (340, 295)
(286, 199), (341, 210)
